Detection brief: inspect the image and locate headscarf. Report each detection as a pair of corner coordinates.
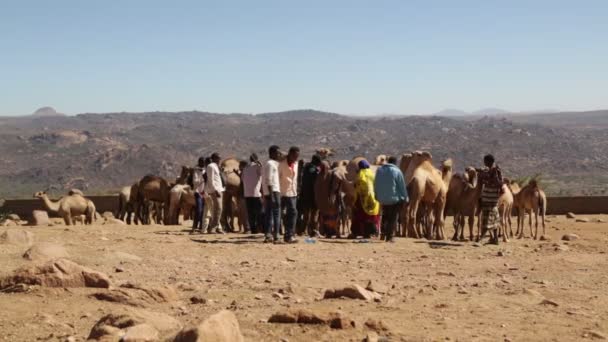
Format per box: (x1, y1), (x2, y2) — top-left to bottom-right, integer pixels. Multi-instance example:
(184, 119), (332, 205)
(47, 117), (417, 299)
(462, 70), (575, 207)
(355, 165), (379, 216)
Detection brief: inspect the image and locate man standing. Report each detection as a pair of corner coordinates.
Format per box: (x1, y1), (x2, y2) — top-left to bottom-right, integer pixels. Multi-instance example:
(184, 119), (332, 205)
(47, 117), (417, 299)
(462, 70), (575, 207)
(298, 154), (321, 237)
(205, 152), (225, 234)
(191, 157), (206, 233)
(477, 154), (503, 245)
(262, 145), (282, 243)
(242, 153), (263, 234)
(374, 156), (408, 242)
(279, 146), (300, 243)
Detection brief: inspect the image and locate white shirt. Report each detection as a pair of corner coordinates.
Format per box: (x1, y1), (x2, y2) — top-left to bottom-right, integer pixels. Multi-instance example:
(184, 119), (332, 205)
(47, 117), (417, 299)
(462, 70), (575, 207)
(205, 162), (224, 194)
(262, 160), (280, 196)
(242, 163), (262, 198)
(192, 167), (206, 193)
(279, 159), (299, 197)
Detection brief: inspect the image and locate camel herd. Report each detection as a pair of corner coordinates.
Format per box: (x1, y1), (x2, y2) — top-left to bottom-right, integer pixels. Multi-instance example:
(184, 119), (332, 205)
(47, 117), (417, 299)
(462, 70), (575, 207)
(34, 148), (547, 243)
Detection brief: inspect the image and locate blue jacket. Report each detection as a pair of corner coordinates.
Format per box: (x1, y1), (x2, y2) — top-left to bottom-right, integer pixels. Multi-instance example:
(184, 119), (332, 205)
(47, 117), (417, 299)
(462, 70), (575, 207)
(374, 164), (408, 205)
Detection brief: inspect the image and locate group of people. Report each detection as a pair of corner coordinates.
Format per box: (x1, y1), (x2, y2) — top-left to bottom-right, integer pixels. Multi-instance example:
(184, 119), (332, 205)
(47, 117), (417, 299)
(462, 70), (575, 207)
(188, 146), (504, 245)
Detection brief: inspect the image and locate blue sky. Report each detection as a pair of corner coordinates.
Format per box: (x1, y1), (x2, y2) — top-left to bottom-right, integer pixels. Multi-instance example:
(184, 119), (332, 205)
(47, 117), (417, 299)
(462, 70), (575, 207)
(1, 0), (607, 116)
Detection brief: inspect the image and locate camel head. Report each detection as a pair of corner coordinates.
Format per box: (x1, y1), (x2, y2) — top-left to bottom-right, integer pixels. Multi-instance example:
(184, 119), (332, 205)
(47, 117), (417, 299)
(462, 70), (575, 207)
(374, 154), (387, 165)
(33, 191), (47, 199)
(316, 148), (334, 160)
(464, 167), (478, 187)
(400, 153), (413, 173)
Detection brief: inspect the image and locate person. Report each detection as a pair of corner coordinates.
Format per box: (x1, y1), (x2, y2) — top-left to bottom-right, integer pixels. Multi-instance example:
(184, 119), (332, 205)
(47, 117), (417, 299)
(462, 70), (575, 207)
(242, 153), (263, 234)
(297, 154), (322, 237)
(205, 152), (225, 234)
(237, 160), (250, 232)
(477, 154), (503, 244)
(374, 156), (408, 242)
(350, 160), (380, 239)
(279, 146), (300, 243)
(262, 145), (282, 243)
(191, 156), (206, 233)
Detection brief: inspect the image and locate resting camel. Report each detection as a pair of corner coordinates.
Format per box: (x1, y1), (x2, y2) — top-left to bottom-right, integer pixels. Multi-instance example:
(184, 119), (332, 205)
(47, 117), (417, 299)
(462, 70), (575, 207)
(134, 175), (171, 225)
(34, 191), (96, 225)
(404, 151), (453, 240)
(513, 180), (547, 240)
(116, 185), (136, 224)
(445, 167), (480, 241)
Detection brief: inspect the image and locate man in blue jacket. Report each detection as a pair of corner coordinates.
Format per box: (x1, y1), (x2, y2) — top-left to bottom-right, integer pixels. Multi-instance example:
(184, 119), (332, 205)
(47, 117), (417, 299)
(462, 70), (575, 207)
(374, 156), (408, 242)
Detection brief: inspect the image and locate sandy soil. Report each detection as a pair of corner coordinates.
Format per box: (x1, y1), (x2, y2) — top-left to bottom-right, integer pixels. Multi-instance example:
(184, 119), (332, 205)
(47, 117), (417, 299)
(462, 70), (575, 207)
(1, 215), (608, 341)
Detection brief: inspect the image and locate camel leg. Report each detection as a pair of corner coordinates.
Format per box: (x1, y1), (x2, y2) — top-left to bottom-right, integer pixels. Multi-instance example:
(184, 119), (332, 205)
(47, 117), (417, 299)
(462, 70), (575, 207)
(527, 210), (533, 239)
(64, 214), (73, 226)
(407, 201), (420, 239)
(534, 210), (539, 240)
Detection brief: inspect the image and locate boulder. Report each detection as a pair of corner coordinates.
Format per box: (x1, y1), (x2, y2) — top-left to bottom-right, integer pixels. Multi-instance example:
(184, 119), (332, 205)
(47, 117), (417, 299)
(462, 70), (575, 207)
(92, 283), (178, 307)
(23, 243), (69, 261)
(31, 210), (50, 226)
(0, 229), (34, 245)
(566, 212), (576, 219)
(88, 309), (181, 341)
(173, 310), (244, 342)
(0, 258), (110, 289)
(562, 233), (580, 241)
(366, 280), (389, 294)
(364, 318), (390, 332)
(268, 309), (355, 329)
(323, 284), (382, 301)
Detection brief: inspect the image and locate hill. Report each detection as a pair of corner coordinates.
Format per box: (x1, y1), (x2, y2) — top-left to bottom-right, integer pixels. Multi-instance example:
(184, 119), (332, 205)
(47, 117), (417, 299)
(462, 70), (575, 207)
(0, 109), (607, 198)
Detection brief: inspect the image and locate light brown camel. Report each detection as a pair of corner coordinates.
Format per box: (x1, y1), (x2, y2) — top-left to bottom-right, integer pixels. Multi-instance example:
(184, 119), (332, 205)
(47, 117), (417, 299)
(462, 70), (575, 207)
(220, 158), (243, 232)
(405, 151), (453, 240)
(445, 167), (480, 241)
(34, 191), (95, 225)
(316, 148), (335, 160)
(176, 166), (193, 185)
(116, 185), (136, 224)
(497, 179), (515, 241)
(168, 184), (197, 225)
(134, 175), (171, 225)
(513, 180), (547, 240)
(374, 154), (388, 165)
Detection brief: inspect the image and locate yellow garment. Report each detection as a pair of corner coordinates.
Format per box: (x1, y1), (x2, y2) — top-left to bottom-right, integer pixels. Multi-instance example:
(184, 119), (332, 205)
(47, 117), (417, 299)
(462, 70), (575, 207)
(355, 168), (380, 216)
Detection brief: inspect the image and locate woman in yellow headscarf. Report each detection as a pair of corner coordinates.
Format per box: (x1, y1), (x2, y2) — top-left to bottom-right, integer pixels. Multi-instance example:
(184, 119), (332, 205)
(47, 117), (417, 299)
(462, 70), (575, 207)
(350, 159), (380, 239)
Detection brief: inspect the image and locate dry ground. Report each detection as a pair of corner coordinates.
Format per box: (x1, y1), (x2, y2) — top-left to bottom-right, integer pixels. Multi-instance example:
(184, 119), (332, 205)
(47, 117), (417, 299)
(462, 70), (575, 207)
(1, 215), (608, 341)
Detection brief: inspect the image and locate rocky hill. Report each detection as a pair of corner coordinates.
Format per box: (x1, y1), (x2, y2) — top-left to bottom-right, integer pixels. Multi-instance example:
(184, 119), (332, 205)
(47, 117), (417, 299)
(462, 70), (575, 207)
(0, 110), (607, 198)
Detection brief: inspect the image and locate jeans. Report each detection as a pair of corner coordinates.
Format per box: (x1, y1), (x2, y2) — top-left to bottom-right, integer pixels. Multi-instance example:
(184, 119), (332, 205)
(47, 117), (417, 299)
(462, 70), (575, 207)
(264, 192), (281, 240)
(193, 192), (205, 230)
(281, 197), (298, 241)
(381, 203), (401, 241)
(245, 197), (263, 234)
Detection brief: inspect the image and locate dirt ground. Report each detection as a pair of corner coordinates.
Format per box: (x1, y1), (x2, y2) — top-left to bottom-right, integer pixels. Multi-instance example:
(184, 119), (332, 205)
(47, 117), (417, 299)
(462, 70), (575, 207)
(1, 215), (608, 342)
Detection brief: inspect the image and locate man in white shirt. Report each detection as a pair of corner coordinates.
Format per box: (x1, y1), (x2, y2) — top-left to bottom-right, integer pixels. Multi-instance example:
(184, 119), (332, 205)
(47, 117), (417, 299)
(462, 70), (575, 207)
(262, 145), (281, 243)
(242, 153), (263, 234)
(279, 146), (300, 243)
(191, 157), (206, 233)
(205, 152), (225, 234)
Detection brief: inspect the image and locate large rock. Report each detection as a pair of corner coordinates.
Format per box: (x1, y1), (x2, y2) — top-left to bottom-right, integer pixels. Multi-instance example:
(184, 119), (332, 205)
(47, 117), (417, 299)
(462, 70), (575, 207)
(0, 258), (110, 289)
(173, 310), (244, 342)
(268, 309), (355, 329)
(23, 243), (69, 261)
(0, 229), (34, 245)
(31, 210), (50, 226)
(92, 283), (178, 307)
(88, 309), (181, 341)
(323, 284), (382, 301)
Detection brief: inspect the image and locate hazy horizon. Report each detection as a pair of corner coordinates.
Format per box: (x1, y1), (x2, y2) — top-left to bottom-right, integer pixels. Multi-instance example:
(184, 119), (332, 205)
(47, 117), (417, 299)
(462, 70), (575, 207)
(1, 1), (607, 116)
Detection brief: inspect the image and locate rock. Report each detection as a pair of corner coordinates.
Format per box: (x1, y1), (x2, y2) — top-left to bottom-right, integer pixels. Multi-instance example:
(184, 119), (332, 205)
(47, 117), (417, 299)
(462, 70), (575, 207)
(173, 310), (244, 342)
(364, 331), (379, 342)
(88, 309), (181, 341)
(562, 234), (580, 241)
(115, 267), (125, 273)
(576, 218), (590, 223)
(539, 299), (559, 307)
(366, 280), (389, 294)
(31, 210), (50, 226)
(190, 296), (207, 304)
(523, 288), (542, 297)
(23, 243), (69, 261)
(364, 318), (390, 332)
(497, 251), (505, 257)
(566, 212), (576, 219)
(0, 258), (110, 289)
(122, 323), (159, 342)
(65, 336), (76, 342)
(539, 235), (550, 241)
(587, 330), (607, 340)
(102, 211), (115, 219)
(597, 219), (606, 223)
(268, 309), (354, 329)
(0, 229), (34, 245)
(104, 218), (126, 225)
(92, 283), (177, 307)
(323, 284), (382, 301)
(1, 219), (19, 227)
(8, 214), (20, 221)
(0, 283), (34, 293)
(555, 245), (570, 252)
(112, 251), (142, 262)
(272, 292), (284, 299)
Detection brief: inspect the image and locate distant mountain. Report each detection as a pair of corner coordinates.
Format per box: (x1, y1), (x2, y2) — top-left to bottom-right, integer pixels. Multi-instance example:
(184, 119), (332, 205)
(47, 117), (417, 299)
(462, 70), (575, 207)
(471, 108), (510, 116)
(431, 109), (470, 117)
(31, 107), (65, 117)
(431, 108), (511, 117)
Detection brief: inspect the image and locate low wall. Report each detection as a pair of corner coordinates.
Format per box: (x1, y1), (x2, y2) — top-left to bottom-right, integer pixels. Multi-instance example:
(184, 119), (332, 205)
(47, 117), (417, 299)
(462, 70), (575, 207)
(1, 196), (607, 220)
(1, 196), (119, 219)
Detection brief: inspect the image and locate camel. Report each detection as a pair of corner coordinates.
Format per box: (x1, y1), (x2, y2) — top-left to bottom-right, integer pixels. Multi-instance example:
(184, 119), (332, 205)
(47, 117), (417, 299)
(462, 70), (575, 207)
(116, 185), (136, 224)
(315, 161), (348, 237)
(497, 179), (515, 241)
(445, 167), (481, 241)
(176, 166), (193, 185)
(34, 191), (96, 225)
(220, 158), (244, 232)
(374, 154), (387, 165)
(513, 180), (547, 240)
(404, 151), (453, 240)
(316, 148), (335, 160)
(331, 160), (349, 169)
(168, 184), (195, 225)
(134, 175), (171, 225)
